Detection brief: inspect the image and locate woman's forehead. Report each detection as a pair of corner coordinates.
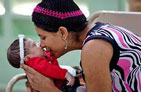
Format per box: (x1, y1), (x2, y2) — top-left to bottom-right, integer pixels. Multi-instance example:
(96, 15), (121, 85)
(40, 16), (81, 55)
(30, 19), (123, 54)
(35, 26), (58, 38)
(35, 27), (47, 36)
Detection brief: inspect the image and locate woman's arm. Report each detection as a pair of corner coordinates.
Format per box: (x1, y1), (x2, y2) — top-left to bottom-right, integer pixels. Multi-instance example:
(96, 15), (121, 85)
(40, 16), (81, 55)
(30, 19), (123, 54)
(81, 39), (113, 92)
(21, 64), (61, 92)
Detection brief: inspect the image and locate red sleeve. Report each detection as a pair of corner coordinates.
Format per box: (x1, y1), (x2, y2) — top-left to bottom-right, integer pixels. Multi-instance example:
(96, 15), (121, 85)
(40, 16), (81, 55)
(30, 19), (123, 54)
(26, 57), (67, 80)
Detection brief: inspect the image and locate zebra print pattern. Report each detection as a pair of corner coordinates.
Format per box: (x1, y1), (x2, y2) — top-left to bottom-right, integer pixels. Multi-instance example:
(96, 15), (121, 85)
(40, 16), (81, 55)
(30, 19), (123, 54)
(84, 22), (141, 92)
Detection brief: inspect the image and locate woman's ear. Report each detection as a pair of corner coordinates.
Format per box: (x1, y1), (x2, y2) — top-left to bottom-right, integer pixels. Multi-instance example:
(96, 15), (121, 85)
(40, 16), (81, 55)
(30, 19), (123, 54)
(58, 26), (68, 40)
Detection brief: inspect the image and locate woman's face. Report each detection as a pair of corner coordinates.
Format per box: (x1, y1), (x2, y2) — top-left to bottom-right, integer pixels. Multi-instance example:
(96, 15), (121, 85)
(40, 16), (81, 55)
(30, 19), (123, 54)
(35, 26), (66, 58)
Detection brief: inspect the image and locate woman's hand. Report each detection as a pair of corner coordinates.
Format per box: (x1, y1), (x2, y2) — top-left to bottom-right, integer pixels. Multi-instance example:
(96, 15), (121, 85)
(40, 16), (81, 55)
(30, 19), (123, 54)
(21, 64), (61, 92)
(26, 81), (38, 92)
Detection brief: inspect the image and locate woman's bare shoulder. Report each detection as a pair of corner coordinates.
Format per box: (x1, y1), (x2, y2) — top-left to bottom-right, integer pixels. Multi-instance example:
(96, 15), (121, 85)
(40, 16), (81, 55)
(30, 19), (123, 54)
(81, 39), (113, 61)
(81, 39), (113, 92)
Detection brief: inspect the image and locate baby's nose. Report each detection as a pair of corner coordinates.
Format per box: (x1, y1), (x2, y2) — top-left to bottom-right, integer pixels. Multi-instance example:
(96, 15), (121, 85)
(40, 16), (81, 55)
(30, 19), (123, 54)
(36, 43), (40, 47)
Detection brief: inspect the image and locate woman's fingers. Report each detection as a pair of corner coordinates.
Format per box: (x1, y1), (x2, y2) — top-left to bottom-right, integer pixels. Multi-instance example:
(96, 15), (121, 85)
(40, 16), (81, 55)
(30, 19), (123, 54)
(21, 64), (60, 92)
(21, 64), (36, 74)
(21, 64), (39, 90)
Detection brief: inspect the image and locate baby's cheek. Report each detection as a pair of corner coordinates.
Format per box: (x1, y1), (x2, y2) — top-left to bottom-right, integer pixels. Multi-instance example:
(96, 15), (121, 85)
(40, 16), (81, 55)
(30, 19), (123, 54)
(35, 49), (43, 56)
(31, 50), (38, 57)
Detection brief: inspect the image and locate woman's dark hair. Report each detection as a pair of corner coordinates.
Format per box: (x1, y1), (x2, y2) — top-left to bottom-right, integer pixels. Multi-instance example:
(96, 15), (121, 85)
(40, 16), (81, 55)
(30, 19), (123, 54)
(32, 0), (88, 32)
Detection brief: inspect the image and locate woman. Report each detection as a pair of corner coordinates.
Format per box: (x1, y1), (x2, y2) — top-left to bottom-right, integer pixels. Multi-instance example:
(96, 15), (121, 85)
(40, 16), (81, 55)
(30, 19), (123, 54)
(21, 0), (141, 92)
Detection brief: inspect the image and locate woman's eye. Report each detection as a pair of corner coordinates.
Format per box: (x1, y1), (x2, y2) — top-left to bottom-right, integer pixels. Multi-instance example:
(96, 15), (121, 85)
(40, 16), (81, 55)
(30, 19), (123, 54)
(41, 37), (46, 40)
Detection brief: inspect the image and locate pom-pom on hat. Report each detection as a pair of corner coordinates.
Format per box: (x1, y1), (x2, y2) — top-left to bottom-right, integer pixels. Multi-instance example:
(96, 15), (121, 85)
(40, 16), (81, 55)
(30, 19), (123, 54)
(32, 0), (88, 32)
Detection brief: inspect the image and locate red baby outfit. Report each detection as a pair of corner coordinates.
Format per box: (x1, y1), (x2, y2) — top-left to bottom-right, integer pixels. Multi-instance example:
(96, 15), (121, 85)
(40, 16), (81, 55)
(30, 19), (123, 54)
(26, 51), (67, 88)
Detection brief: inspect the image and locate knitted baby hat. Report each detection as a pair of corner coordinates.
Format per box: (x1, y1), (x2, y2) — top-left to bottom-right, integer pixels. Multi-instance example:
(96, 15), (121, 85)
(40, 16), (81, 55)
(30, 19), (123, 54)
(32, 0), (88, 32)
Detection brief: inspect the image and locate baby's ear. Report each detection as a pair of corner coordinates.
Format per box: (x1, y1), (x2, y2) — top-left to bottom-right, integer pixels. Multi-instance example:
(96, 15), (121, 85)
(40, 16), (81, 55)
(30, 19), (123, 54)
(24, 55), (30, 61)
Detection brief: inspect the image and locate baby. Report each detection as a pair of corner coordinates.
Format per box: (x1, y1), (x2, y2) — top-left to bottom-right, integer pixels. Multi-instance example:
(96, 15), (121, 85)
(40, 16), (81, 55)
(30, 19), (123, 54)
(7, 35), (79, 92)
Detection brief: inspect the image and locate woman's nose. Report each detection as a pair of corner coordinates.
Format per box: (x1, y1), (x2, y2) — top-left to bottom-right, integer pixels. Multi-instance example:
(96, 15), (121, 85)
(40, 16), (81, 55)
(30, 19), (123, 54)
(40, 43), (48, 51)
(40, 43), (45, 48)
(40, 39), (45, 47)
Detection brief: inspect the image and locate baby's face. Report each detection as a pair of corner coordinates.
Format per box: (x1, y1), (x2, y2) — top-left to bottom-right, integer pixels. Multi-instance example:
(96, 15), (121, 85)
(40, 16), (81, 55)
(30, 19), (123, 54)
(25, 38), (44, 57)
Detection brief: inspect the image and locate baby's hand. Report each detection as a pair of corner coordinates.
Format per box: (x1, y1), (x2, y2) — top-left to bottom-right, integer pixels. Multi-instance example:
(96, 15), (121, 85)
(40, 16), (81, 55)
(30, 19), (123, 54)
(65, 72), (75, 86)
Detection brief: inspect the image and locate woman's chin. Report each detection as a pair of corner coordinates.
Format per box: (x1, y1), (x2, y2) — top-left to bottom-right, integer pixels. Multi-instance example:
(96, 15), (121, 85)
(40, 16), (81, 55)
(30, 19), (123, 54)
(52, 51), (66, 58)
(54, 54), (61, 58)
(50, 52), (59, 58)
(53, 53), (63, 58)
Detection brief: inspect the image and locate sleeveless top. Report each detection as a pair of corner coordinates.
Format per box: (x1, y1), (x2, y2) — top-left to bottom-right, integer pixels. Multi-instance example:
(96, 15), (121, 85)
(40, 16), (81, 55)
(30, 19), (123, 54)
(82, 22), (141, 92)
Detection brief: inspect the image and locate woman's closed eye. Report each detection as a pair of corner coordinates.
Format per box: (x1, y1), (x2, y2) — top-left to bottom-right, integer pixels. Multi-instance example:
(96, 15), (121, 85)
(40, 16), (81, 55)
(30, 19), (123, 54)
(41, 37), (46, 40)
(38, 34), (46, 40)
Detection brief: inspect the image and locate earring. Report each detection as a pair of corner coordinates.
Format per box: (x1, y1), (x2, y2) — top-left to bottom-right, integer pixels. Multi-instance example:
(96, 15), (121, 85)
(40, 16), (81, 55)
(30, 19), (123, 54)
(64, 39), (68, 50)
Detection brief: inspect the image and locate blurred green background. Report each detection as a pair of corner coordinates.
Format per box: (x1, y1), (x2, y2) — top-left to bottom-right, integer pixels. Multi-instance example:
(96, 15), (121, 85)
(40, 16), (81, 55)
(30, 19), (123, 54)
(0, 0), (126, 91)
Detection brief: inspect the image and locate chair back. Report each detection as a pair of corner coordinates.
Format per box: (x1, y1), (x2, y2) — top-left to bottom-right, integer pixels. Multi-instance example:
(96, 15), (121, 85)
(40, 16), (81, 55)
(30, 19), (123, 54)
(88, 11), (141, 36)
